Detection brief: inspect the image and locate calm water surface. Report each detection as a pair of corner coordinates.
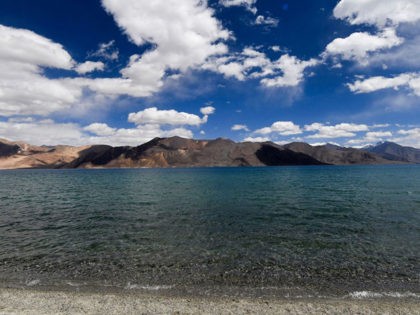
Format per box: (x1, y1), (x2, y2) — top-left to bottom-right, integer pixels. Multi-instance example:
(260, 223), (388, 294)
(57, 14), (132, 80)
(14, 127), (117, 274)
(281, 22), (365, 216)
(0, 165), (419, 298)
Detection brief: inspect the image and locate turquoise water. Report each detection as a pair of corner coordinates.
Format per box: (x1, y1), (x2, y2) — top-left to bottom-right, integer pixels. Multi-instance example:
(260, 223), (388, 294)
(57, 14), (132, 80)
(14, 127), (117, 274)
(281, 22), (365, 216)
(0, 165), (419, 297)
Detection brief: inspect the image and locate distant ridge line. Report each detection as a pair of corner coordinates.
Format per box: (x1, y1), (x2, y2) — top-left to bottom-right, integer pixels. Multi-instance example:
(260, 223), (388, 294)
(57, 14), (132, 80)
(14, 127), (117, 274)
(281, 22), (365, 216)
(0, 137), (418, 169)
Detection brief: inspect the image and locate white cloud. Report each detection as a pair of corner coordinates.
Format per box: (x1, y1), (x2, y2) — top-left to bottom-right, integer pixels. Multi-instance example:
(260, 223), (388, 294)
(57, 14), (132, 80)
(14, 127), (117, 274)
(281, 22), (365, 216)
(254, 121), (302, 135)
(398, 128), (420, 136)
(255, 15), (279, 27)
(84, 123), (116, 136)
(386, 128), (420, 147)
(333, 0), (420, 27)
(348, 130), (393, 146)
(217, 62), (246, 80)
(127, 107), (208, 126)
(260, 54), (319, 87)
(84, 123), (194, 146)
(348, 73), (420, 95)
(243, 136), (270, 142)
(84, 106), (211, 145)
(206, 49), (318, 87)
(0, 118), (85, 146)
(368, 34), (420, 69)
(0, 24), (83, 116)
(323, 28), (403, 65)
(89, 40), (119, 61)
(99, 0), (229, 97)
(305, 123), (369, 139)
(366, 131), (393, 138)
(75, 61), (105, 74)
(231, 124), (249, 131)
(371, 123), (391, 128)
(200, 106), (216, 115)
(0, 25), (74, 69)
(0, 106), (210, 146)
(328, 0), (420, 78)
(219, 0), (257, 14)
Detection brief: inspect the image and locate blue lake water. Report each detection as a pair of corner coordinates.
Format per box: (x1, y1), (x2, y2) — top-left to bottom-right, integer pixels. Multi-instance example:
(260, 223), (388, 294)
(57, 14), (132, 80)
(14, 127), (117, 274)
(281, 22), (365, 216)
(0, 165), (419, 298)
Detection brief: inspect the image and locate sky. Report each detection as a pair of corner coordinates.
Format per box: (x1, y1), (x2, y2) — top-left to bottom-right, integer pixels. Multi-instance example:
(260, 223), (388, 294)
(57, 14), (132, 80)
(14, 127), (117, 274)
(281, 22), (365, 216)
(0, 0), (420, 148)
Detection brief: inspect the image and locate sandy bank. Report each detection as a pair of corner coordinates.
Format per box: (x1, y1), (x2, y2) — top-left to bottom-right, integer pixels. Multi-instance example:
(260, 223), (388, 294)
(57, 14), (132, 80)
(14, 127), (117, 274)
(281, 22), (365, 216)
(0, 288), (419, 314)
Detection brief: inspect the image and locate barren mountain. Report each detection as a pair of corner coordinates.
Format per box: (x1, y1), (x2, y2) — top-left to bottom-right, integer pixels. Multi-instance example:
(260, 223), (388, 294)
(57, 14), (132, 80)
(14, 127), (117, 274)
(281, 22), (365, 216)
(283, 142), (392, 165)
(0, 139), (89, 169)
(0, 137), (413, 170)
(362, 141), (420, 164)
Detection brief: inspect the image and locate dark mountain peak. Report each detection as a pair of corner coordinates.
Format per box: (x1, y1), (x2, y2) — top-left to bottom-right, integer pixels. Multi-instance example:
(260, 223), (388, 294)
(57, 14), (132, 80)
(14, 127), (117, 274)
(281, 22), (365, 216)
(256, 144), (326, 166)
(0, 141), (20, 157)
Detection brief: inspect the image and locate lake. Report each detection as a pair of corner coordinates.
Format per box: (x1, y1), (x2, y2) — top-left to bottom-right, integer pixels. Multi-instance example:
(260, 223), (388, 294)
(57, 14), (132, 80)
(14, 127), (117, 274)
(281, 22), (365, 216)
(0, 165), (419, 298)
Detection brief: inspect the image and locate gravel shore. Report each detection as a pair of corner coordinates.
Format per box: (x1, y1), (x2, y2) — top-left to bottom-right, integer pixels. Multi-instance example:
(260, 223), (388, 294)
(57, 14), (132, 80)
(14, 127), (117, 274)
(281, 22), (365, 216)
(0, 288), (419, 314)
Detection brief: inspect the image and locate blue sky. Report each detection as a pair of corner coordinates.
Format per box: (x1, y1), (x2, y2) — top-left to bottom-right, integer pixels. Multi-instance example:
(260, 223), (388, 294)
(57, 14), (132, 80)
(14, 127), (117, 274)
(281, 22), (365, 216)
(0, 0), (419, 147)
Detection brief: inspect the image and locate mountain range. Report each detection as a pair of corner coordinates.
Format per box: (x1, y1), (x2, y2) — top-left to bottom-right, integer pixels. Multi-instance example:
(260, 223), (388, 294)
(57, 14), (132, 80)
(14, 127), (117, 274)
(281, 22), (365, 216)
(0, 137), (419, 169)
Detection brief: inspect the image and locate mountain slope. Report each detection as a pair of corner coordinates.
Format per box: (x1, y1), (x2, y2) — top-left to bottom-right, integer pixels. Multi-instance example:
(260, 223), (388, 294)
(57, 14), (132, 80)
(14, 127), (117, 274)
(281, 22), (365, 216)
(283, 142), (391, 165)
(65, 137), (326, 168)
(0, 139), (89, 169)
(363, 141), (420, 164)
(0, 137), (415, 170)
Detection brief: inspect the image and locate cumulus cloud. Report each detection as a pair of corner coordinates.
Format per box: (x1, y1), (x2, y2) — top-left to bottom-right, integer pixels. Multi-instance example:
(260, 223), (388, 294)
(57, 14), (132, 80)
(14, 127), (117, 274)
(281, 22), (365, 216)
(84, 106), (214, 145)
(333, 0), (420, 27)
(127, 107), (210, 126)
(0, 1), (313, 115)
(368, 34), (420, 69)
(260, 54), (319, 87)
(75, 61), (105, 74)
(0, 24), (139, 116)
(254, 121), (302, 135)
(327, 0), (420, 72)
(305, 123), (369, 139)
(348, 73), (420, 95)
(83, 122), (116, 136)
(323, 28), (403, 65)
(346, 130), (393, 146)
(0, 24), (83, 116)
(0, 105), (213, 146)
(219, 0), (257, 14)
(205, 48), (318, 87)
(99, 0), (229, 97)
(0, 25), (74, 69)
(391, 128), (420, 147)
(200, 106), (216, 115)
(231, 124), (249, 131)
(84, 123), (194, 146)
(0, 118), (85, 146)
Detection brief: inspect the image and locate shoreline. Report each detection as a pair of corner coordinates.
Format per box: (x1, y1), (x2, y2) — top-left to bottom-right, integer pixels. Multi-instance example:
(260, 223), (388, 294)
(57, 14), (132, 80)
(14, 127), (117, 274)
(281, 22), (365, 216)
(1, 288), (419, 315)
(0, 163), (414, 171)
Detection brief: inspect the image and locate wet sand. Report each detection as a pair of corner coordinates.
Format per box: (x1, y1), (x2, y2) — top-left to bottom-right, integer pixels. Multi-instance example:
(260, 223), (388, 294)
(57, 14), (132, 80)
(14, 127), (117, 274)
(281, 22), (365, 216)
(0, 288), (419, 314)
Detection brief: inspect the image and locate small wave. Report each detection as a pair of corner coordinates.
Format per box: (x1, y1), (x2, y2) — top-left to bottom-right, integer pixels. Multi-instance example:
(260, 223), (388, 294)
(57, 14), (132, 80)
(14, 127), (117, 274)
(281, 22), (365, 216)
(65, 281), (87, 287)
(25, 279), (40, 287)
(349, 291), (420, 299)
(125, 283), (175, 291)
